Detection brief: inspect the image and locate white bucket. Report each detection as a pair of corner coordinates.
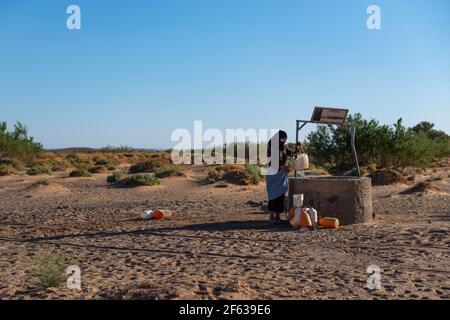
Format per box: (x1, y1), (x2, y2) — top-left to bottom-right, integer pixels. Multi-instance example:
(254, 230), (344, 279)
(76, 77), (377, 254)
(293, 194), (304, 208)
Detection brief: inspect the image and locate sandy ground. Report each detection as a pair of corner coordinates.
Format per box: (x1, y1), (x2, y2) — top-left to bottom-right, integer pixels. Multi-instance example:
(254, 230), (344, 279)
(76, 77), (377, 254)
(0, 167), (449, 300)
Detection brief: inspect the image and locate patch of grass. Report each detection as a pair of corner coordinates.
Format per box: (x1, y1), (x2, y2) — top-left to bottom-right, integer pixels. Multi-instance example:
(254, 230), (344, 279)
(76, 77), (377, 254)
(106, 172), (125, 183)
(116, 174), (160, 188)
(30, 252), (71, 289)
(69, 168), (92, 177)
(26, 165), (53, 176)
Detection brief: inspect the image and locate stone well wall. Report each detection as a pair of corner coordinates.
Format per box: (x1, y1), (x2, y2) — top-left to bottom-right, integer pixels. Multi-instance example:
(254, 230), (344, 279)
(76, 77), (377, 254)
(288, 176), (373, 225)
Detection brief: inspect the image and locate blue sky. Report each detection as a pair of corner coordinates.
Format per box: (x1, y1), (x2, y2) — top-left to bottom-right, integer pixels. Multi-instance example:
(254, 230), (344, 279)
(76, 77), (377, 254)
(1, 0), (449, 149)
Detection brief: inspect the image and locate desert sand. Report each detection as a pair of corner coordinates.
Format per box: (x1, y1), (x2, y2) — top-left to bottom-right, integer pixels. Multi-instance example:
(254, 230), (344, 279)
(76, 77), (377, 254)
(0, 166), (449, 300)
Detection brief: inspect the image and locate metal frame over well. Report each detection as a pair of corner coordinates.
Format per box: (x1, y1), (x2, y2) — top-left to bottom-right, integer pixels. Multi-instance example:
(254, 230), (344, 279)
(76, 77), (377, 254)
(295, 120), (361, 176)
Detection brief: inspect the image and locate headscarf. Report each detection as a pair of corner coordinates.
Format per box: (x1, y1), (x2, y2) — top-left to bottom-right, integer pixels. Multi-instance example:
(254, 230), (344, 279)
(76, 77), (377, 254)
(267, 130), (288, 157)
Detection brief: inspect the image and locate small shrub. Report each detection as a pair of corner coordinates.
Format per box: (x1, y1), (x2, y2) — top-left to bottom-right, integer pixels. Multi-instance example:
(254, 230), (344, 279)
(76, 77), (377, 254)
(128, 159), (182, 178)
(243, 164), (262, 185)
(69, 168), (92, 177)
(207, 169), (223, 183)
(27, 165), (52, 176)
(116, 175), (160, 187)
(154, 166), (182, 178)
(0, 158), (24, 170)
(128, 160), (155, 173)
(0, 163), (16, 176)
(107, 166), (116, 171)
(88, 165), (108, 174)
(106, 172), (125, 183)
(30, 252), (71, 289)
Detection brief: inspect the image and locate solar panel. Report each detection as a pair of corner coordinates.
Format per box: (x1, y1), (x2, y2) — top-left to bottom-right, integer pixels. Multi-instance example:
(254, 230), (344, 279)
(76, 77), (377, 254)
(311, 106), (348, 124)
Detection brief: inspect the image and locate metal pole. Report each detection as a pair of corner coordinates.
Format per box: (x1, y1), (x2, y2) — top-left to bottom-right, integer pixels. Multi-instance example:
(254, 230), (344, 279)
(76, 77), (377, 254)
(348, 124), (361, 176)
(295, 121), (299, 177)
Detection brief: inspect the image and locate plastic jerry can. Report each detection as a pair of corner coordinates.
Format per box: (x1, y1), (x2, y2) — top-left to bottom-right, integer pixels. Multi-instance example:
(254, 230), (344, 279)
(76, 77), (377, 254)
(289, 207), (312, 229)
(319, 217), (339, 229)
(293, 154), (310, 171)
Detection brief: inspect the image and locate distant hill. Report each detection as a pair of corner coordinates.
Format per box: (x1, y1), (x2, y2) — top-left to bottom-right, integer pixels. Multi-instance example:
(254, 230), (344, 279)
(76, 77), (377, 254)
(47, 147), (164, 153)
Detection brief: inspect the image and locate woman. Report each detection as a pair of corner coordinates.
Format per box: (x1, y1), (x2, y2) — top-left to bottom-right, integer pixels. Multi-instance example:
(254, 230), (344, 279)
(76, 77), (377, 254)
(265, 130), (301, 222)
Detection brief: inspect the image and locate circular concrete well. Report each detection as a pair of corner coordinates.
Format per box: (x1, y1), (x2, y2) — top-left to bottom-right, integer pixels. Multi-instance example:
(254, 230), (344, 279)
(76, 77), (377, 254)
(288, 176), (373, 225)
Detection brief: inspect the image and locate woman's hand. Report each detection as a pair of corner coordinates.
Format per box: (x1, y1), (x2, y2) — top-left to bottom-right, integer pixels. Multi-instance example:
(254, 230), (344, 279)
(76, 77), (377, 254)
(295, 142), (303, 154)
(281, 165), (291, 173)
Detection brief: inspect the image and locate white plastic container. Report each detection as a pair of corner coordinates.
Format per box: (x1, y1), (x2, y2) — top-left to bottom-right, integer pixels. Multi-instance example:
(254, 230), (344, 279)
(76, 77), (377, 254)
(140, 210), (154, 220)
(307, 208), (318, 227)
(293, 154), (309, 171)
(293, 194), (304, 207)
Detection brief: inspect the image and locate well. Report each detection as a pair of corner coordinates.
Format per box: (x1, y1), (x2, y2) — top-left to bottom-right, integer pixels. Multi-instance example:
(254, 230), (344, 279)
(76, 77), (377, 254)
(288, 176), (373, 225)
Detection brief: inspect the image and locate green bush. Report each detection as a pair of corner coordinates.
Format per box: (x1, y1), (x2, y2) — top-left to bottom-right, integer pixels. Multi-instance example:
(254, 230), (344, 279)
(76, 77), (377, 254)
(305, 114), (450, 171)
(27, 165), (52, 176)
(0, 121), (43, 164)
(128, 159), (181, 178)
(128, 160), (156, 173)
(69, 168), (92, 177)
(30, 252), (71, 289)
(116, 175), (160, 187)
(106, 172), (125, 183)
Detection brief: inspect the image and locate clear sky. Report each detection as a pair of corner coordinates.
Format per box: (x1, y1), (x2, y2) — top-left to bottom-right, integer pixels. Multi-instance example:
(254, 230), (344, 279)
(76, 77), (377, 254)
(1, 0), (449, 149)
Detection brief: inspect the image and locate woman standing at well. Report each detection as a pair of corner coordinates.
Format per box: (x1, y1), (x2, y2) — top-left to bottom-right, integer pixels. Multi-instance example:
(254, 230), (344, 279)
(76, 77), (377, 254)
(265, 130), (301, 222)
